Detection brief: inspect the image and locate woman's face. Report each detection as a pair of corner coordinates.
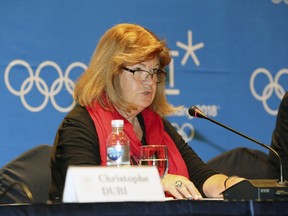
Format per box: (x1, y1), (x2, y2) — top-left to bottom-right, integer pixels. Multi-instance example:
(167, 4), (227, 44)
(119, 58), (159, 113)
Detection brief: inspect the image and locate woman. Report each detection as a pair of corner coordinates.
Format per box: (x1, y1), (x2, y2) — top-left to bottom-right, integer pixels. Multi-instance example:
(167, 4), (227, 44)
(49, 23), (243, 202)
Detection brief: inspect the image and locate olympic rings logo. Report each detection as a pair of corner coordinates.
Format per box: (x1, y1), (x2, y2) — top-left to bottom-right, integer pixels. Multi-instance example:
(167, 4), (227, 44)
(272, 0), (288, 4)
(171, 122), (195, 143)
(4, 59), (87, 112)
(250, 68), (288, 115)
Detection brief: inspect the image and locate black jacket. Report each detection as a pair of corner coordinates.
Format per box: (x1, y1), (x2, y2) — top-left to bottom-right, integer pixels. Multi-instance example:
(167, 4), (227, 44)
(49, 105), (217, 201)
(269, 91), (288, 180)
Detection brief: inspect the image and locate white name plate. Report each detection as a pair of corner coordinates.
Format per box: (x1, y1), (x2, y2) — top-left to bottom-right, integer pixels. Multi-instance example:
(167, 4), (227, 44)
(62, 166), (165, 203)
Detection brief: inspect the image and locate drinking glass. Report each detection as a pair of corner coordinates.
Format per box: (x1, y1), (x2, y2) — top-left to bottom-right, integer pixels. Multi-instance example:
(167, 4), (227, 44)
(139, 145), (168, 178)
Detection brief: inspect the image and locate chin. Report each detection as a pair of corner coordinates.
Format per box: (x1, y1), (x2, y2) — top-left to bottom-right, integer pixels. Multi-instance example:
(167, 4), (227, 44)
(137, 103), (152, 110)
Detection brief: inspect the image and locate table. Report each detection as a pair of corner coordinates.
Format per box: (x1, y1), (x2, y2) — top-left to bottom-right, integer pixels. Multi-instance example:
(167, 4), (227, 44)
(1, 200), (287, 216)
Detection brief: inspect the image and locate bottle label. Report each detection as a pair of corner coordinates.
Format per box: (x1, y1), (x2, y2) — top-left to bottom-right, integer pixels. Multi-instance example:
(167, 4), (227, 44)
(107, 145), (130, 166)
(107, 147), (123, 161)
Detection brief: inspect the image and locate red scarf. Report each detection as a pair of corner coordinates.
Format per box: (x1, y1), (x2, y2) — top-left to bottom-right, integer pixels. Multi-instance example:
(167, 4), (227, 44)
(86, 102), (189, 178)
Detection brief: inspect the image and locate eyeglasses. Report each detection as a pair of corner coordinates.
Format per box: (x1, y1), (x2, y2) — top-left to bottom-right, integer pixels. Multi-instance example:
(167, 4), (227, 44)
(123, 67), (167, 83)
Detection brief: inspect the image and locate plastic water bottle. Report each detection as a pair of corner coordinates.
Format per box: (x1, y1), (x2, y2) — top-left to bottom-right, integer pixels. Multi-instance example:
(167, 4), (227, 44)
(106, 119), (130, 166)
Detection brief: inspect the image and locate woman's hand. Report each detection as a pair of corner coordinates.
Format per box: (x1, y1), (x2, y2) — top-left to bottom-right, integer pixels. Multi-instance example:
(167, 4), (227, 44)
(160, 174), (203, 200)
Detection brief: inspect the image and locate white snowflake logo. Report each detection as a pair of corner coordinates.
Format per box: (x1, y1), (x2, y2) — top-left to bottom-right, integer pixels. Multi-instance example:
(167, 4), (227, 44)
(176, 30), (204, 66)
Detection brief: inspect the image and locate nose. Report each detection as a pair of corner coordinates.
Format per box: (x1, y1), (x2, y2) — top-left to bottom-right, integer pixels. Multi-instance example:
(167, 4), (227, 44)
(145, 72), (158, 82)
(143, 73), (155, 84)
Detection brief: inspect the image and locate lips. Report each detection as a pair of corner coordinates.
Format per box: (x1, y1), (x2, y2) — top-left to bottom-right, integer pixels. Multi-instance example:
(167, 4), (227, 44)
(142, 90), (152, 95)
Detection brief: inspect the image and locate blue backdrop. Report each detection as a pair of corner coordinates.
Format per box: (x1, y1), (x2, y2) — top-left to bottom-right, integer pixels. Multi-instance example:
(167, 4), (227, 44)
(1, 0), (288, 167)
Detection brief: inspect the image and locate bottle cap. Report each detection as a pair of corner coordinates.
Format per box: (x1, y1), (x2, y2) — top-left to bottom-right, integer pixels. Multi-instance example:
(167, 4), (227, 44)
(111, 119), (124, 127)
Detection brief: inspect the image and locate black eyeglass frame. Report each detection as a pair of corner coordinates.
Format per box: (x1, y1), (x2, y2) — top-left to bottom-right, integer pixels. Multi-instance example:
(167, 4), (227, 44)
(122, 67), (167, 83)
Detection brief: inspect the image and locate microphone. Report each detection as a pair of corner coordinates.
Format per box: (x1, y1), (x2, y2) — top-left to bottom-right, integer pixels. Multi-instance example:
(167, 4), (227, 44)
(188, 105), (287, 186)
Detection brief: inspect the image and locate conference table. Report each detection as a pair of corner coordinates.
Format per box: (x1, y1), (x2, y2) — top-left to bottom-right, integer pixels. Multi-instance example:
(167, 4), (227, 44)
(1, 199), (287, 216)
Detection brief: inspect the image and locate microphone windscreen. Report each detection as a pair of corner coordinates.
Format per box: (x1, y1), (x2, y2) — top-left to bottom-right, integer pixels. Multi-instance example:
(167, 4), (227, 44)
(188, 106), (207, 118)
(188, 106), (197, 117)
(188, 106), (205, 118)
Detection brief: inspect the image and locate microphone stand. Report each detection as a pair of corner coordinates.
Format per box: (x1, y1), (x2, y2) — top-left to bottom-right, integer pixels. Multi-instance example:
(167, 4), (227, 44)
(189, 106), (287, 186)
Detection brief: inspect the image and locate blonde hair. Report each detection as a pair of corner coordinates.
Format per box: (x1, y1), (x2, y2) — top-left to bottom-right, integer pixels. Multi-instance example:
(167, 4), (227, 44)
(74, 23), (180, 116)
